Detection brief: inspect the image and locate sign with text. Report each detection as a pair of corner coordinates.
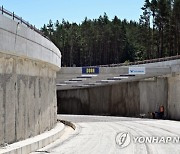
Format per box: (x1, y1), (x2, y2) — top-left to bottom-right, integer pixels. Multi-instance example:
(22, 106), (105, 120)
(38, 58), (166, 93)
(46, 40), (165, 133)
(128, 67), (145, 75)
(82, 67), (99, 74)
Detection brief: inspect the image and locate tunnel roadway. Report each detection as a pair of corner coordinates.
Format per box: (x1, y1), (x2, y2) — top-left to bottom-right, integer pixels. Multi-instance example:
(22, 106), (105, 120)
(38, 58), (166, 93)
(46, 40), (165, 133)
(32, 115), (180, 154)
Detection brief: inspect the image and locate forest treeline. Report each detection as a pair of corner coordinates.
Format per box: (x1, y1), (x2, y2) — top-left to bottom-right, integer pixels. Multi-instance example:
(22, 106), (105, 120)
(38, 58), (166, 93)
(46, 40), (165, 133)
(41, 0), (180, 67)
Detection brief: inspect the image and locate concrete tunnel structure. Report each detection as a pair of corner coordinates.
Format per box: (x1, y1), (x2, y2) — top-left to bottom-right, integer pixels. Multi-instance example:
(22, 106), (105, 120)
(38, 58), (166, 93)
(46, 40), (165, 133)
(56, 60), (180, 120)
(0, 12), (61, 145)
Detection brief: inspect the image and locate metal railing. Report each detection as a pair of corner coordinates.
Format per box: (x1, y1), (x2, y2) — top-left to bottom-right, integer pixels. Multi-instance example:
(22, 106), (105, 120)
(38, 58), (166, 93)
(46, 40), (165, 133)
(0, 5), (50, 41)
(98, 55), (180, 67)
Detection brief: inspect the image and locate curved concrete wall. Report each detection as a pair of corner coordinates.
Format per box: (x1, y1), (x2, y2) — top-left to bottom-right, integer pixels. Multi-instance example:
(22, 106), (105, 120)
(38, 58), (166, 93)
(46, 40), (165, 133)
(0, 14), (61, 145)
(0, 14), (61, 69)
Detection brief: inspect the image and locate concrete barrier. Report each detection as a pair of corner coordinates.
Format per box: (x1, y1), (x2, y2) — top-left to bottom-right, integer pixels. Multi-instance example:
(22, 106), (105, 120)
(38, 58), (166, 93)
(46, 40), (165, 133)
(0, 122), (65, 154)
(0, 13), (61, 146)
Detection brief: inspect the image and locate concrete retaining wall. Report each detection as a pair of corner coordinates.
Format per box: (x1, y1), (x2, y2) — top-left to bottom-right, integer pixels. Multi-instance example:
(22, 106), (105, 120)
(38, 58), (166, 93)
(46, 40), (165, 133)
(0, 54), (57, 146)
(57, 78), (167, 116)
(57, 78), (168, 117)
(0, 14), (61, 146)
(58, 75), (180, 120)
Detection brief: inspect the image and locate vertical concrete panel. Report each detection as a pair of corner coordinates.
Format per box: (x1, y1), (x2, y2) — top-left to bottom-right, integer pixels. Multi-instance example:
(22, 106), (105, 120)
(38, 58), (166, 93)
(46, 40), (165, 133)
(89, 87), (101, 115)
(0, 88), (4, 145)
(59, 90), (70, 114)
(24, 77), (29, 140)
(4, 57), (13, 74)
(1, 30), (15, 53)
(16, 77), (26, 141)
(47, 78), (51, 130)
(0, 56), (5, 74)
(100, 86), (111, 115)
(139, 82), (148, 113)
(68, 90), (81, 114)
(28, 77), (36, 137)
(80, 89), (89, 114)
(139, 78), (168, 115)
(111, 83), (127, 116)
(40, 77), (49, 131)
(57, 91), (66, 113)
(58, 88), (89, 115)
(34, 78), (40, 135)
(168, 75), (180, 120)
(49, 78), (53, 128)
(46, 77), (51, 130)
(15, 36), (27, 56)
(39, 66), (51, 132)
(156, 78), (168, 116)
(126, 82), (140, 117)
(39, 78), (44, 134)
(0, 60), (6, 146)
(37, 77), (41, 134)
(5, 76), (16, 144)
(53, 78), (57, 126)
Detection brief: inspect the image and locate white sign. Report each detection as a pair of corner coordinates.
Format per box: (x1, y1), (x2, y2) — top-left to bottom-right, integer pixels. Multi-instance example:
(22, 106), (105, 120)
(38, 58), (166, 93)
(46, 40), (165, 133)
(128, 67), (145, 75)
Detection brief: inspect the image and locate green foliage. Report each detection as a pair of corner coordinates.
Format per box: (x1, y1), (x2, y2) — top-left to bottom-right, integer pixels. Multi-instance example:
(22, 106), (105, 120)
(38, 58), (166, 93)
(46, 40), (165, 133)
(41, 0), (180, 66)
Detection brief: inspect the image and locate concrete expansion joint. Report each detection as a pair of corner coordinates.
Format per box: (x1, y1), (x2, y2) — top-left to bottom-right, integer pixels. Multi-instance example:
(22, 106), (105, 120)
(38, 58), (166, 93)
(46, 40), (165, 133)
(0, 122), (65, 154)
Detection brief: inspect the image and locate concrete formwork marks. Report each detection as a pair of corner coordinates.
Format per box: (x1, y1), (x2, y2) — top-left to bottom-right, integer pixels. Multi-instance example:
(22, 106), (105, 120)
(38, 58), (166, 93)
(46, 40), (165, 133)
(0, 54), (57, 146)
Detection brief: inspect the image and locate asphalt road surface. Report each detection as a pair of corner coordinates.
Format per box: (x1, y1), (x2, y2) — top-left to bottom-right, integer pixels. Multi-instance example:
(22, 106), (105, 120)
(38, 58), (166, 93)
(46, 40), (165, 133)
(32, 115), (180, 154)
